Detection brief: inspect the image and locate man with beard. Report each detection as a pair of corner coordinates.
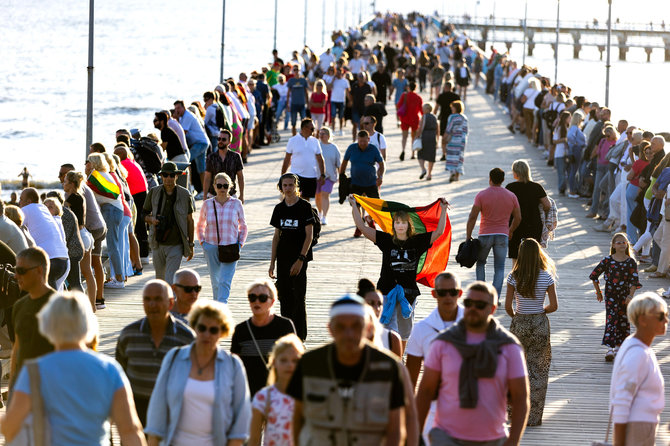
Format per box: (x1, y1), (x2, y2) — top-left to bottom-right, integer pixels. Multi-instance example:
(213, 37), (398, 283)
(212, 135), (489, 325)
(202, 129), (244, 202)
(416, 281), (529, 445)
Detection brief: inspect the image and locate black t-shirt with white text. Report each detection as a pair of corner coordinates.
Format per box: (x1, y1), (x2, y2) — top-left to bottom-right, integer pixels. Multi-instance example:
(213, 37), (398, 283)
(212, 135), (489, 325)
(375, 231), (433, 300)
(270, 198), (315, 262)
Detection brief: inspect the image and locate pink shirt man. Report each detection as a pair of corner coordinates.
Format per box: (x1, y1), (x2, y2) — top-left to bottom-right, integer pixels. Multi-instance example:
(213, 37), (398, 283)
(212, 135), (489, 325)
(474, 186), (520, 236)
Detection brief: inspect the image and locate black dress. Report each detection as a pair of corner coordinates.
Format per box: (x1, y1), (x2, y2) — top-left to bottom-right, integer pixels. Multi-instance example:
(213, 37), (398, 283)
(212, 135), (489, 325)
(506, 181), (547, 258)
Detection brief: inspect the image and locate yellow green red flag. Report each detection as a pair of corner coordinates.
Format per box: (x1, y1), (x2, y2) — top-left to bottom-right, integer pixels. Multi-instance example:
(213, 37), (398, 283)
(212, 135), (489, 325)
(353, 194), (452, 288)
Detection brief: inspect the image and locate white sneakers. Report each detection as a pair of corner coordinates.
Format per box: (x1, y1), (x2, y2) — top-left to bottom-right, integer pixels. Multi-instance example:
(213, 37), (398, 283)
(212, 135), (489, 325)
(105, 279), (125, 289)
(320, 216), (327, 225)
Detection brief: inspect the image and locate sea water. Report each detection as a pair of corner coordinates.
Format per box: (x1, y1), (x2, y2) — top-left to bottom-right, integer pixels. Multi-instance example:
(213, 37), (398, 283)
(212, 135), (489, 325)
(1, 0), (668, 184)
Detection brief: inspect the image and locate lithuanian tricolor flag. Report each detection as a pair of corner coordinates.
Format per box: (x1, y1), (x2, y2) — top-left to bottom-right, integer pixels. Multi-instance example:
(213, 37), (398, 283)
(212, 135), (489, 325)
(354, 195), (452, 288)
(87, 170), (120, 199)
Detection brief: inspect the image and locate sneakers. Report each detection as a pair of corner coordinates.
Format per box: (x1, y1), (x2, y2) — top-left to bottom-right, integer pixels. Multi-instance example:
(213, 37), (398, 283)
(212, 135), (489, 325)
(605, 349), (615, 362)
(339, 129), (345, 136)
(643, 265), (658, 273)
(320, 216), (327, 225)
(568, 193), (580, 198)
(662, 289), (670, 299)
(194, 191), (204, 200)
(95, 299), (106, 310)
(594, 219), (615, 232)
(105, 279), (125, 289)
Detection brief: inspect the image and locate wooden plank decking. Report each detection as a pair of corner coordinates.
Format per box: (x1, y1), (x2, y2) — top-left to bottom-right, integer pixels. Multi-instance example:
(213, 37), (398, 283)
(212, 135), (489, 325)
(4, 84), (670, 445)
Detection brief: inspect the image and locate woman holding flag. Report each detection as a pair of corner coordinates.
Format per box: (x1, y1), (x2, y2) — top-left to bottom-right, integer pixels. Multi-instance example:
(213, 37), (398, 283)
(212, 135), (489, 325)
(348, 195), (449, 347)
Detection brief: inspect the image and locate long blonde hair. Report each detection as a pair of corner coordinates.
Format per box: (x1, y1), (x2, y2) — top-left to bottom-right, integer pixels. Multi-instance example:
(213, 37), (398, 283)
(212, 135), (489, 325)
(266, 334), (305, 385)
(510, 238), (556, 299)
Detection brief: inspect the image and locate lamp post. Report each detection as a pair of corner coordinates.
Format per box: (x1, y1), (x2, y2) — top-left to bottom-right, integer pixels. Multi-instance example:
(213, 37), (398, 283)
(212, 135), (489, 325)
(554, 0), (560, 83)
(322, 0), (326, 47)
(605, 0), (612, 106)
(304, 0), (308, 47)
(522, 0), (528, 65)
(220, 0), (226, 83)
(85, 0), (94, 156)
(273, 0), (278, 51)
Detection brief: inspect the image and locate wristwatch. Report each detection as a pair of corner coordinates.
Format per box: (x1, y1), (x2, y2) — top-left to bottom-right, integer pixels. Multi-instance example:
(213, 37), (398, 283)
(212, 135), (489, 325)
(298, 254), (307, 262)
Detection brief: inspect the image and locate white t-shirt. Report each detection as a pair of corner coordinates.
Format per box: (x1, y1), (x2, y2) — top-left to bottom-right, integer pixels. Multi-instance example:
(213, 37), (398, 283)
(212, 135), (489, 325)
(330, 78), (350, 103)
(286, 135), (323, 178)
(522, 88), (539, 110)
(553, 128), (567, 158)
(273, 83), (288, 100)
(349, 58), (367, 74)
(173, 378), (215, 446)
(319, 52), (335, 71)
(406, 306), (465, 358)
(320, 142), (342, 182)
(370, 132), (387, 152)
(321, 74), (335, 90)
(21, 203), (69, 259)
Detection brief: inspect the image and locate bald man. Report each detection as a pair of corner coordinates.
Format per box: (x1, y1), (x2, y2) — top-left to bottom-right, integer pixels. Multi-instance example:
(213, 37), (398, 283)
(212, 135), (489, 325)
(115, 279), (194, 426)
(170, 268), (202, 323)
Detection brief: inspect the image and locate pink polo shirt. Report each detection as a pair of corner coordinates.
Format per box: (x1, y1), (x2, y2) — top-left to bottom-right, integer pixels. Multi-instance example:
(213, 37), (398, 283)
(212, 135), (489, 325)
(424, 332), (527, 442)
(474, 186), (519, 236)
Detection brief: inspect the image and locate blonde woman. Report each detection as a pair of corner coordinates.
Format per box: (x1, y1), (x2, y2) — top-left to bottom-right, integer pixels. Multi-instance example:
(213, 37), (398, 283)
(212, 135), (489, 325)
(248, 334), (305, 446)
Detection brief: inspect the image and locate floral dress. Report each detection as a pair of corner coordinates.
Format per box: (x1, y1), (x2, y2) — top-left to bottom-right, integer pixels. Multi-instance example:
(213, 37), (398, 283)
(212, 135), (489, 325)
(252, 385), (295, 446)
(589, 256), (641, 348)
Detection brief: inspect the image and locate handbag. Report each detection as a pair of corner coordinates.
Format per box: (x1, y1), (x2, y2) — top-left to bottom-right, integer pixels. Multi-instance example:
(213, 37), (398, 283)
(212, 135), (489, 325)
(412, 138), (422, 151)
(8, 361), (50, 446)
(397, 94), (407, 117)
(213, 199), (240, 263)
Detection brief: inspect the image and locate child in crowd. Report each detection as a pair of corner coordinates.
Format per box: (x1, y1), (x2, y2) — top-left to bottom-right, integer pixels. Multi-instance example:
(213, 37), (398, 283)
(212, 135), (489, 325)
(590, 233), (641, 362)
(248, 334), (305, 446)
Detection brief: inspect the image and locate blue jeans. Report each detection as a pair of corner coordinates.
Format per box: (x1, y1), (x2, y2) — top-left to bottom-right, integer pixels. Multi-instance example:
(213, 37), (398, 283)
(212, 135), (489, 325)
(555, 156), (566, 193)
(384, 299), (416, 341)
(568, 152), (581, 194)
(189, 141), (209, 173)
(202, 242), (238, 303)
(111, 214), (132, 279)
(626, 183), (641, 244)
(290, 103), (306, 127)
(100, 204), (125, 277)
(276, 97), (287, 129)
(476, 234), (508, 300)
(588, 163), (608, 215)
(331, 101), (345, 120)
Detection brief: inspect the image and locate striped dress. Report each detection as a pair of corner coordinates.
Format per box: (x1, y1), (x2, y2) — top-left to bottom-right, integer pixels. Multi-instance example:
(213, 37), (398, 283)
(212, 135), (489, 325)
(445, 113), (469, 174)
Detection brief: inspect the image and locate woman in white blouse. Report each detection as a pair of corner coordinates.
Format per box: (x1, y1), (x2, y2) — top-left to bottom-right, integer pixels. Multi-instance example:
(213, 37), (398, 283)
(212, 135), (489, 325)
(610, 292), (667, 445)
(505, 238), (558, 426)
(196, 172), (247, 304)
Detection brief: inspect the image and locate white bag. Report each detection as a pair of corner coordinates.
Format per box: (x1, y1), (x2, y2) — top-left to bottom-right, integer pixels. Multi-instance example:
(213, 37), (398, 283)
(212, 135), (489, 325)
(412, 138), (422, 151)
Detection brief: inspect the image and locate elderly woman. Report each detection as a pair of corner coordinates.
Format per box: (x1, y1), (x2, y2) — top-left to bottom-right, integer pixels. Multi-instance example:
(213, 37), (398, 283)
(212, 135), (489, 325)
(566, 112), (586, 198)
(1, 291), (145, 445)
(44, 194), (84, 291)
(4, 205), (35, 247)
(145, 300), (251, 446)
(444, 100), (468, 182)
(416, 102), (439, 181)
(506, 160), (551, 260)
(609, 292), (667, 445)
(587, 125), (619, 219)
(86, 153), (126, 289)
(196, 172), (247, 303)
(230, 279), (296, 396)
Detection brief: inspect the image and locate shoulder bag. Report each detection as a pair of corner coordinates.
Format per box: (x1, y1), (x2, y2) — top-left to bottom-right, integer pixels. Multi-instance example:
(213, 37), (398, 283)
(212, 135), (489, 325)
(245, 319), (270, 370)
(213, 199), (240, 263)
(8, 361), (51, 446)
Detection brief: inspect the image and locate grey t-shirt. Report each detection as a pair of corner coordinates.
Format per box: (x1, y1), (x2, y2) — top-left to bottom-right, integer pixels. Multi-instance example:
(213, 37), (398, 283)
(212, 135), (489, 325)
(81, 184), (106, 231)
(320, 143), (342, 182)
(287, 77), (308, 105)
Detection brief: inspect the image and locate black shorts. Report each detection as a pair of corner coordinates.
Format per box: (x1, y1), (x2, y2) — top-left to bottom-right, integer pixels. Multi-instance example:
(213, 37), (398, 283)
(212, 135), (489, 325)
(298, 176), (317, 199)
(350, 184), (380, 199)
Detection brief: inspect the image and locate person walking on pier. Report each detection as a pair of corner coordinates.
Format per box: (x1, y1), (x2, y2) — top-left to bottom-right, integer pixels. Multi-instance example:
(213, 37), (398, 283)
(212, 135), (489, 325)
(269, 173), (315, 341)
(281, 118), (326, 202)
(287, 295), (407, 445)
(416, 103), (439, 181)
(505, 239), (558, 426)
(398, 81), (423, 161)
(590, 233), (641, 361)
(170, 268), (201, 324)
(466, 168), (521, 299)
(434, 82), (460, 162)
(443, 100), (469, 182)
(416, 281), (530, 445)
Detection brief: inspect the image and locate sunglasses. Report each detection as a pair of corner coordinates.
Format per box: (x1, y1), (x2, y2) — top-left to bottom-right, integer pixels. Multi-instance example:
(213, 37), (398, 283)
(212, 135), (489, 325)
(174, 284), (202, 293)
(14, 265), (38, 276)
(463, 298), (490, 310)
(654, 311), (669, 321)
(218, 137), (229, 141)
(196, 323), (222, 335)
(216, 183), (229, 189)
(248, 293), (270, 303)
(161, 173), (177, 178)
(435, 288), (460, 297)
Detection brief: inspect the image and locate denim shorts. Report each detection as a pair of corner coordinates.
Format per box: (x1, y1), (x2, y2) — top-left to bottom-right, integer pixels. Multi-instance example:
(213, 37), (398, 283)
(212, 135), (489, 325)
(331, 102), (345, 119)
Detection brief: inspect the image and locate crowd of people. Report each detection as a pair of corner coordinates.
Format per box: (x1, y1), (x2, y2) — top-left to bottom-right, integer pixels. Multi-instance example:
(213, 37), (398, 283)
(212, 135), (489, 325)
(0, 10), (668, 446)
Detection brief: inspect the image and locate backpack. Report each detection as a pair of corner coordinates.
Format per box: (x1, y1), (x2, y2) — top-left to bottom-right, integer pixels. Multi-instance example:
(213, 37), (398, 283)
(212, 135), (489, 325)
(534, 90), (548, 108)
(132, 137), (164, 174)
(542, 103), (559, 127)
(310, 207), (321, 247)
(0, 264), (26, 311)
(215, 102), (230, 132)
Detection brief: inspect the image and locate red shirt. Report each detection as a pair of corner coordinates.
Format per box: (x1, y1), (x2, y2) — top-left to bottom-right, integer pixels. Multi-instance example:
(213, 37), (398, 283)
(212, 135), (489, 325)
(310, 91), (327, 113)
(399, 91), (423, 125)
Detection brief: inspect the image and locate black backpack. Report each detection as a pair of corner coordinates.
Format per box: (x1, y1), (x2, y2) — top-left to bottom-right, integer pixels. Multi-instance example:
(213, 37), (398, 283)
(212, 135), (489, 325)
(0, 264), (27, 310)
(310, 207), (322, 247)
(215, 102), (231, 133)
(133, 137), (164, 174)
(534, 90), (548, 108)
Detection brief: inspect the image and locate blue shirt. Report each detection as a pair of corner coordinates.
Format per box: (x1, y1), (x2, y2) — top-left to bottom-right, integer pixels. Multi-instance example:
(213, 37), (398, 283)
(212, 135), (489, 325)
(15, 350), (127, 446)
(179, 109), (209, 146)
(344, 143), (383, 187)
(656, 167), (670, 192)
(392, 78), (408, 104)
(287, 77), (308, 105)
